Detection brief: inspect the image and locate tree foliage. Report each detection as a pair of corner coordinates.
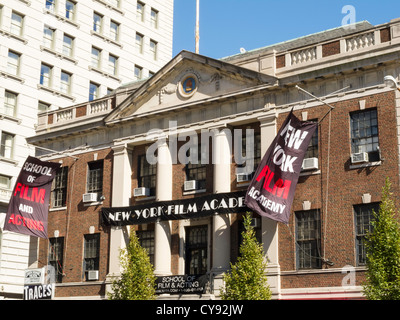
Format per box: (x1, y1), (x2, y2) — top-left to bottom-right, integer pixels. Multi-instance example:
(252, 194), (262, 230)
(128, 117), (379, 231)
(221, 212), (272, 300)
(108, 230), (156, 300)
(363, 178), (400, 300)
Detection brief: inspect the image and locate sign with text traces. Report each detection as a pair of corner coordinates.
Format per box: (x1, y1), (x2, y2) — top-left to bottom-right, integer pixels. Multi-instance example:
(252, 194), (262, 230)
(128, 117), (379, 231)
(245, 111), (317, 224)
(4, 156), (61, 238)
(155, 275), (209, 295)
(102, 191), (248, 226)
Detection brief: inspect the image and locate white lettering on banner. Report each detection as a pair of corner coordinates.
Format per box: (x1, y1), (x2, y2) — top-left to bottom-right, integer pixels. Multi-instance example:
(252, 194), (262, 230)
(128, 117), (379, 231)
(23, 162), (53, 176)
(247, 187), (286, 214)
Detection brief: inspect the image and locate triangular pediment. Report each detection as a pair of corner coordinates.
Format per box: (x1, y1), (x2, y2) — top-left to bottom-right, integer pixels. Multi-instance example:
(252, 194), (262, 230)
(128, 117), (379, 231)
(105, 51), (277, 123)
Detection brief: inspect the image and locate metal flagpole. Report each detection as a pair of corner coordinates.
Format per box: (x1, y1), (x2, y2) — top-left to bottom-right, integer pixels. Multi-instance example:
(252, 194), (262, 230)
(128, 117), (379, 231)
(195, 0), (200, 54)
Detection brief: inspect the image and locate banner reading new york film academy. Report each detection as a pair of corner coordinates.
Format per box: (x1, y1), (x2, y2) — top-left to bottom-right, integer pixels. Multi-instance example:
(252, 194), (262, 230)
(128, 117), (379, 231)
(245, 110), (317, 224)
(4, 156), (61, 238)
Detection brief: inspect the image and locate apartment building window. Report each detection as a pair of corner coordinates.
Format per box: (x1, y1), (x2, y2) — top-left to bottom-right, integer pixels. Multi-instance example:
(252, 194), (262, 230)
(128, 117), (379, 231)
(91, 47), (101, 68)
(110, 20), (119, 41)
(137, 1), (145, 22)
(137, 230), (155, 265)
(150, 40), (158, 60)
(65, 0), (75, 20)
(185, 226), (208, 274)
(0, 175), (12, 191)
(62, 34), (74, 57)
(40, 63), (52, 87)
(109, 0), (119, 8)
(150, 8), (159, 29)
(238, 131), (261, 174)
(43, 26), (55, 49)
(134, 65), (143, 80)
(4, 91), (17, 117)
(89, 82), (99, 101)
(296, 210), (321, 269)
(83, 234), (100, 279)
(87, 161), (103, 196)
(48, 237), (64, 283)
(135, 33), (144, 54)
(350, 108), (379, 162)
(108, 54), (118, 76)
(354, 203), (379, 266)
(186, 149), (207, 190)
(93, 12), (103, 33)
(11, 11), (23, 36)
(138, 154), (156, 196)
(7, 50), (20, 76)
(0, 132), (14, 158)
(60, 71), (72, 94)
(45, 0), (56, 12)
(38, 101), (50, 113)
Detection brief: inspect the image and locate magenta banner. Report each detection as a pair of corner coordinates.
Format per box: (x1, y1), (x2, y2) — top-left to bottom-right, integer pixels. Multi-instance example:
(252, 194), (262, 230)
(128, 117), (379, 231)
(4, 156), (61, 238)
(245, 111), (317, 224)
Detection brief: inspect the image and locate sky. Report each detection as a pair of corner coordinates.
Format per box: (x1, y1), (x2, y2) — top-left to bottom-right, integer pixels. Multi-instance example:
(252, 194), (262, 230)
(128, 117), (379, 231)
(172, 0), (400, 59)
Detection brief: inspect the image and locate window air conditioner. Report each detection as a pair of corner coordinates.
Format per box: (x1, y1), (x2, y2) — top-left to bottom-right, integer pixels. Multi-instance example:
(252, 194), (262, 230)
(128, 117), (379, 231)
(87, 270), (99, 281)
(236, 173), (252, 182)
(351, 152), (369, 164)
(302, 157), (319, 171)
(134, 187), (150, 197)
(83, 193), (98, 203)
(184, 180), (197, 191)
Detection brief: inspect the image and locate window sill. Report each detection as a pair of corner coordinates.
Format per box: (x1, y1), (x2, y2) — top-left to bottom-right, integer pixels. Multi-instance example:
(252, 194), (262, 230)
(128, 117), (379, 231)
(134, 195), (156, 202)
(299, 169), (321, 176)
(49, 206), (67, 212)
(40, 46), (78, 65)
(37, 84), (76, 101)
(0, 157), (18, 166)
(349, 161), (381, 170)
(0, 28), (28, 44)
(88, 66), (121, 82)
(0, 113), (21, 124)
(183, 189), (206, 196)
(83, 201), (103, 207)
(0, 71), (25, 83)
(90, 30), (123, 48)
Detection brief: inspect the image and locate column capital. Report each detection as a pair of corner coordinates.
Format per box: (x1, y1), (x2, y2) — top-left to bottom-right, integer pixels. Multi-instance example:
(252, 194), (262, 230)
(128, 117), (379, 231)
(111, 143), (133, 156)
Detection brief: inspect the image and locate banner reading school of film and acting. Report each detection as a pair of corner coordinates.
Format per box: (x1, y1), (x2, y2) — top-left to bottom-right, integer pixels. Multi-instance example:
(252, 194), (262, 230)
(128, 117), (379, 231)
(4, 156), (61, 238)
(245, 111), (317, 224)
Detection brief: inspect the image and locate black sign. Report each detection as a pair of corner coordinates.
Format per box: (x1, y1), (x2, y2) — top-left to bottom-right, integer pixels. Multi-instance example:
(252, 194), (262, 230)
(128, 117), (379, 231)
(102, 191), (247, 226)
(23, 284), (54, 300)
(4, 156), (61, 238)
(155, 275), (209, 295)
(245, 111), (317, 224)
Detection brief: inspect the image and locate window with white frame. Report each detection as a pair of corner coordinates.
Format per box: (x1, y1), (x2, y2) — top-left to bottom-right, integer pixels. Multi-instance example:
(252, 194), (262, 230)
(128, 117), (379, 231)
(150, 8), (158, 29)
(91, 46), (101, 68)
(65, 0), (75, 20)
(3, 91), (17, 117)
(93, 12), (102, 33)
(45, 0), (56, 12)
(11, 11), (23, 36)
(52, 166), (68, 208)
(150, 40), (157, 60)
(40, 63), (52, 87)
(110, 20), (119, 41)
(137, 1), (145, 22)
(135, 33), (144, 54)
(0, 132), (14, 158)
(60, 71), (71, 94)
(83, 234), (100, 280)
(38, 101), (50, 113)
(0, 175), (12, 191)
(87, 161), (103, 197)
(43, 26), (55, 49)
(108, 54), (118, 76)
(7, 50), (20, 76)
(134, 65), (143, 80)
(89, 82), (99, 101)
(62, 34), (73, 57)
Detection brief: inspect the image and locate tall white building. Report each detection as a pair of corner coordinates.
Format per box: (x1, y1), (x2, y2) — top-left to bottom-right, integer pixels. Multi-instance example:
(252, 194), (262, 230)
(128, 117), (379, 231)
(0, 0), (173, 299)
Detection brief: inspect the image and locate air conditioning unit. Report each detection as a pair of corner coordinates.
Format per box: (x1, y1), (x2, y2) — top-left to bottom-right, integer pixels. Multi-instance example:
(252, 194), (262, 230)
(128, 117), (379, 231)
(184, 180), (197, 191)
(236, 173), (252, 182)
(83, 193), (98, 203)
(351, 152), (369, 164)
(302, 157), (319, 171)
(87, 270), (99, 281)
(134, 187), (150, 197)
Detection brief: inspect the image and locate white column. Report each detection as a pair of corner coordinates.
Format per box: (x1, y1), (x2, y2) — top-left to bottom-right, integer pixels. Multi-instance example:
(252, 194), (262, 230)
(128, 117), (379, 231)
(211, 128), (232, 294)
(107, 144), (133, 288)
(154, 140), (172, 276)
(258, 113), (281, 299)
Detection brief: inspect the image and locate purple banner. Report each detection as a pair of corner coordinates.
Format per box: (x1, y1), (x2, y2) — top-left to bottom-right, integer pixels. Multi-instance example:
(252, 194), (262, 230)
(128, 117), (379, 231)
(245, 111), (317, 224)
(4, 156), (61, 238)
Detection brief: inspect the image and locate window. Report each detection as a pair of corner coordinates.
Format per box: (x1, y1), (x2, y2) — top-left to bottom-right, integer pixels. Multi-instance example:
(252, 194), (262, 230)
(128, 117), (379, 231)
(62, 34), (74, 56)
(109, 0), (119, 8)
(87, 161), (103, 196)
(350, 109), (379, 162)
(150, 8), (158, 28)
(137, 230), (155, 265)
(0, 175), (12, 190)
(45, 0), (56, 12)
(38, 101), (50, 113)
(185, 226), (208, 274)
(89, 82), (99, 101)
(134, 65), (143, 80)
(135, 33), (144, 54)
(43, 26), (55, 49)
(354, 203), (379, 266)
(304, 122), (318, 159)
(0, 132), (14, 158)
(65, 0), (75, 20)
(150, 40), (157, 60)
(83, 234), (100, 279)
(110, 20), (119, 41)
(186, 144), (207, 190)
(296, 210), (321, 269)
(60, 71), (71, 94)
(238, 131), (261, 174)
(48, 237), (64, 283)
(11, 11), (23, 36)
(93, 12), (102, 33)
(91, 46), (101, 68)
(40, 63), (52, 87)
(137, 1), (145, 22)
(7, 50), (20, 76)
(4, 91), (17, 117)
(138, 154), (156, 196)
(108, 54), (118, 76)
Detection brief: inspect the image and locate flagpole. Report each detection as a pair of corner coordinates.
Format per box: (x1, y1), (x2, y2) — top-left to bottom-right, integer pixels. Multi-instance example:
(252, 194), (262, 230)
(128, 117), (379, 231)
(195, 0), (200, 54)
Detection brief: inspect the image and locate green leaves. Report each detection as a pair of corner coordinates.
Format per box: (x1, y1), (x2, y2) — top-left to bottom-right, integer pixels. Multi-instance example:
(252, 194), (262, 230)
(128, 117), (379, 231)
(221, 212), (272, 300)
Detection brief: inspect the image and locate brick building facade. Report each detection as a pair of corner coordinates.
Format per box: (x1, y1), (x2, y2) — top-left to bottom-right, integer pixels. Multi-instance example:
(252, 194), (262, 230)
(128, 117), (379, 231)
(26, 18), (400, 299)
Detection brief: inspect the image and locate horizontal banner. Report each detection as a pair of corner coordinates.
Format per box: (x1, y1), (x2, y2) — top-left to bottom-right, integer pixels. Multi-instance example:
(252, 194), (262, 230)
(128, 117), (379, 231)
(155, 274), (209, 295)
(101, 191), (247, 226)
